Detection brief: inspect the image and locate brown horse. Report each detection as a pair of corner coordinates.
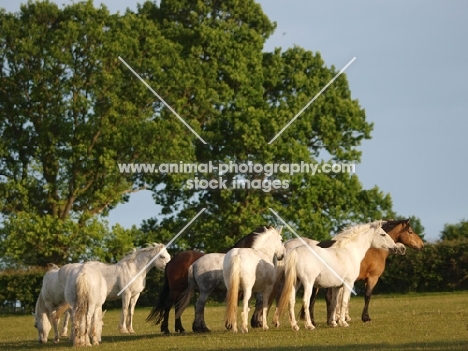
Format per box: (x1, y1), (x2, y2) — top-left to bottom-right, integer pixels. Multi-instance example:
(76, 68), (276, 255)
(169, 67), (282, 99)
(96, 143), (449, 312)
(146, 228), (262, 334)
(305, 219), (424, 325)
(251, 219), (424, 327)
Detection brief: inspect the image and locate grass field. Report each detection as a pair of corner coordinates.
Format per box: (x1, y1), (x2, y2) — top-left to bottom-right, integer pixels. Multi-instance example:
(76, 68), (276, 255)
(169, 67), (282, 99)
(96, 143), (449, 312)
(1, 292), (467, 351)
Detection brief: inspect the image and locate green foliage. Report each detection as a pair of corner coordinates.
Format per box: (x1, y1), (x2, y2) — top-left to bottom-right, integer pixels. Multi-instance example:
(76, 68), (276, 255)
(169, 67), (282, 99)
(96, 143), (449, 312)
(376, 239), (468, 293)
(0, 266), (46, 311)
(440, 219), (468, 241)
(0, 0), (416, 265)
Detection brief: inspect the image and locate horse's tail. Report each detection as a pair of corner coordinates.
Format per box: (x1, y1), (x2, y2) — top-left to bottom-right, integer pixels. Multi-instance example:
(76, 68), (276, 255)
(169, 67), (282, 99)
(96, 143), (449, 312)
(73, 271), (90, 346)
(277, 249), (298, 319)
(146, 265), (170, 324)
(175, 264), (195, 319)
(225, 254), (241, 329)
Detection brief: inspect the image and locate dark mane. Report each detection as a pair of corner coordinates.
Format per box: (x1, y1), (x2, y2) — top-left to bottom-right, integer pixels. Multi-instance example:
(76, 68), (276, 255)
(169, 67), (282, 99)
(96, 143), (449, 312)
(382, 218), (409, 232)
(222, 225), (274, 253)
(317, 239), (336, 248)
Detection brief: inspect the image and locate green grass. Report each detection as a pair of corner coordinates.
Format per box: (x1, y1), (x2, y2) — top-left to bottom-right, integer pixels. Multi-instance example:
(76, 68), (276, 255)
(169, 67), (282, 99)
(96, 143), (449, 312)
(1, 292), (467, 350)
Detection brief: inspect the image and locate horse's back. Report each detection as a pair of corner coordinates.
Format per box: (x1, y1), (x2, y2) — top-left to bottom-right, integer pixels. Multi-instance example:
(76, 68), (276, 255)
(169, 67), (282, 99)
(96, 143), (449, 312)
(193, 253), (226, 289)
(166, 250), (205, 291)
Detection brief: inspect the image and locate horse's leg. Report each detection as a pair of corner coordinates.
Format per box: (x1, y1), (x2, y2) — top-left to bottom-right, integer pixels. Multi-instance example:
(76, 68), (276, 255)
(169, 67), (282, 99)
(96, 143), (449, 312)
(327, 287), (339, 327)
(337, 284), (351, 327)
(119, 293), (130, 334)
(362, 276), (379, 322)
(301, 282), (315, 330)
(299, 287), (319, 325)
(160, 306), (171, 334)
(240, 287), (252, 333)
(261, 287), (274, 330)
(288, 283), (300, 331)
(127, 293), (139, 334)
(174, 292), (185, 334)
(335, 286), (343, 320)
(192, 288), (214, 333)
(272, 274), (285, 328)
(251, 292), (263, 328)
(60, 309), (70, 337)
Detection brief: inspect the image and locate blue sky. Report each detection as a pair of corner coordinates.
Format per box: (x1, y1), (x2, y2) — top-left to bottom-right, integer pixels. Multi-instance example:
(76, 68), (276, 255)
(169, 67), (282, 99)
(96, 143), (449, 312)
(2, 0), (467, 242)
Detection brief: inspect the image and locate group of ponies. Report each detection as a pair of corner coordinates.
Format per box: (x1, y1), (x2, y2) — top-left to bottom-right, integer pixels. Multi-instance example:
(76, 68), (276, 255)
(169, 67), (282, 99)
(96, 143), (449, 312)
(33, 243), (170, 346)
(151, 219), (423, 334)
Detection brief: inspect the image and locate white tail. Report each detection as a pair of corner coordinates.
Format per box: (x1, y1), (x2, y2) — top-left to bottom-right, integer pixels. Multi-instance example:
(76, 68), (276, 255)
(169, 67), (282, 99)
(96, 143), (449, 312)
(224, 254), (241, 329)
(276, 249), (298, 319)
(73, 271), (90, 346)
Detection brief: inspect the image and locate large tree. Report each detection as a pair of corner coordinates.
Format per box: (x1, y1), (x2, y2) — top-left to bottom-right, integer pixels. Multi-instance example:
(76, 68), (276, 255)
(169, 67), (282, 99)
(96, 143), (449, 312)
(0, 0), (409, 265)
(0, 1), (193, 265)
(137, 0), (396, 252)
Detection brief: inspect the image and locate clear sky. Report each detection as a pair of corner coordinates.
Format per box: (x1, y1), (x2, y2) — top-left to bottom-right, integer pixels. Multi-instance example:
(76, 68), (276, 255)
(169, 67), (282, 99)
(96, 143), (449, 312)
(2, 0), (467, 242)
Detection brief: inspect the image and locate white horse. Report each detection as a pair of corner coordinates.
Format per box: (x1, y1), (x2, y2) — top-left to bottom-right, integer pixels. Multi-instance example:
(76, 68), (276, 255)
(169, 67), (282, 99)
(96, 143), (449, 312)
(277, 221), (398, 331)
(61, 262), (107, 346)
(87, 243), (170, 333)
(34, 264), (70, 343)
(224, 226), (285, 333)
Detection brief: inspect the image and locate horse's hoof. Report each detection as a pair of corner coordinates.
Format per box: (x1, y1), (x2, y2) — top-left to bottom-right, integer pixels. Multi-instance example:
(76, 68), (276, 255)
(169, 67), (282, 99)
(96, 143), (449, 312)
(292, 324), (300, 331)
(262, 325), (269, 331)
(345, 317), (352, 322)
(119, 328), (129, 334)
(338, 320), (349, 327)
(305, 324), (315, 331)
(329, 321), (338, 328)
(362, 315), (371, 322)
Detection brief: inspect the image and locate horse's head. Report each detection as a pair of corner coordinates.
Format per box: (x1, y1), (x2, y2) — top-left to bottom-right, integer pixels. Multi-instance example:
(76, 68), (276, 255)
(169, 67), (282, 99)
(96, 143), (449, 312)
(274, 226), (285, 261)
(392, 219), (424, 250)
(371, 221), (398, 253)
(33, 310), (51, 344)
(152, 244), (171, 271)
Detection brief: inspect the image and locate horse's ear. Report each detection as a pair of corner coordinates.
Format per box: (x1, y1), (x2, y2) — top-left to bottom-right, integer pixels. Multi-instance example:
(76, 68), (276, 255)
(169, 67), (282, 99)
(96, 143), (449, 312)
(277, 226), (283, 235)
(406, 218), (410, 224)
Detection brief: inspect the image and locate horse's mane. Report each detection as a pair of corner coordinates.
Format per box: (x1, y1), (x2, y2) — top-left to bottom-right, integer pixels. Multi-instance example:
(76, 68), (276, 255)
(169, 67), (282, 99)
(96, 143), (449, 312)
(251, 225), (276, 247)
(119, 243), (165, 263)
(382, 218), (409, 232)
(332, 221), (381, 248)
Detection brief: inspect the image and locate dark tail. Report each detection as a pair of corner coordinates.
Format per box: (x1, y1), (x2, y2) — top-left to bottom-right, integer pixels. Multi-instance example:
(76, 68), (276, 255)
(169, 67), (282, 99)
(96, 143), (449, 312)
(146, 267), (170, 324)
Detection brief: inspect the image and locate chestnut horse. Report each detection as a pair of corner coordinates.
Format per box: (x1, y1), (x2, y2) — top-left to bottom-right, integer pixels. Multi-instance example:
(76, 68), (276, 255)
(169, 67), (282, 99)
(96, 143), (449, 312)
(303, 219), (424, 325)
(146, 228), (262, 334)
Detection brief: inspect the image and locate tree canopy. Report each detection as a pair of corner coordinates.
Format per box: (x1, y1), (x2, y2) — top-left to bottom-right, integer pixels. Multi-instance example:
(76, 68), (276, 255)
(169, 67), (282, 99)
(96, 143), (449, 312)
(0, 0), (416, 266)
(440, 219), (468, 241)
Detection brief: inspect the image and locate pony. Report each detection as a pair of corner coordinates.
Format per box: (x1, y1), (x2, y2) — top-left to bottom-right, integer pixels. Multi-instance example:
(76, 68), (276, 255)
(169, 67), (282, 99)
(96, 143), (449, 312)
(302, 219), (424, 325)
(146, 230), (260, 334)
(34, 264), (70, 343)
(174, 228), (268, 333)
(224, 226), (285, 333)
(34, 262), (107, 346)
(276, 221), (397, 331)
(87, 243), (170, 334)
(61, 262), (107, 346)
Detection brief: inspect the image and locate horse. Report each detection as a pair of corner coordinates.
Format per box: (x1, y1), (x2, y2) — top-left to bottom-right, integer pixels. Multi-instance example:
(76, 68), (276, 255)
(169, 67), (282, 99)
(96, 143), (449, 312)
(224, 226), (285, 333)
(276, 220), (398, 331)
(34, 262), (107, 346)
(34, 264), (70, 343)
(303, 219), (424, 325)
(146, 230), (260, 334)
(87, 243), (170, 334)
(61, 262), (107, 346)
